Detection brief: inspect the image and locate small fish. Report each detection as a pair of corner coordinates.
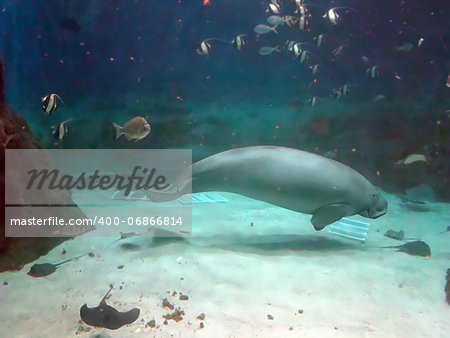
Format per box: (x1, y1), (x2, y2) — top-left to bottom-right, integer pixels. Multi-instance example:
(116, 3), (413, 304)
(373, 94), (386, 102)
(254, 24), (277, 34)
(366, 65), (380, 79)
(113, 116), (151, 141)
(323, 8), (339, 25)
(268, 3), (280, 14)
(308, 96), (319, 107)
(267, 15), (285, 26)
(258, 46), (280, 56)
(395, 154), (427, 165)
(42, 93), (64, 115)
(333, 84), (349, 99)
(396, 42), (414, 52)
(341, 84), (349, 96)
(232, 34), (246, 50)
(286, 40), (295, 52)
(298, 50), (310, 63)
(417, 38), (424, 48)
(296, 5), (309, 17)
(323, 7), (356, 25)
(333, 89), (342, 100)
(284, 16), (298, 27)
(202, 0), (210, 6)
(361, 56), (370, 64)
(293, 43), (303, 56)
(332, 44), (346, 57)
(197, 40), (212, 55)
(310, 64), (319, 75)
(298, 16), (309, 30)
(446, 74), (450, 88)
(314, 34), (325, 47)
(54, 119), (72, 140)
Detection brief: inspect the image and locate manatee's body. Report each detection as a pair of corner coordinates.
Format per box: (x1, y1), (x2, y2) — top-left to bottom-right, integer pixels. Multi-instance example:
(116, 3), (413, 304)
(146, 146), (388, 230)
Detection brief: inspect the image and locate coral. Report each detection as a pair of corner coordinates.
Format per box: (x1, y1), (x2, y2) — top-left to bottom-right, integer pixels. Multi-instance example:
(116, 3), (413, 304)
(0, 59), (91, 272)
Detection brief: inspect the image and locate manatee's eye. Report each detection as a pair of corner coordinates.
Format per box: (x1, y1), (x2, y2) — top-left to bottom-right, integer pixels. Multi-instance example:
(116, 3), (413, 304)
(371, 193), (377, 199)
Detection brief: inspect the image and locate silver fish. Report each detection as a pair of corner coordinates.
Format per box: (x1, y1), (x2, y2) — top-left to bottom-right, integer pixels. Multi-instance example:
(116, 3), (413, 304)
(396, 42), (414, 52)
(113, 116), (151, 141)
(254, 24), (277, 34)
(267, 15), (285, 26)
(258, 46), (280, 56)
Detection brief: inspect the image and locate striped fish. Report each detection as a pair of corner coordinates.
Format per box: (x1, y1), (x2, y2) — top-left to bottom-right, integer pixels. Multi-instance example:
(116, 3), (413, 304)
(42, 93), (63, 115)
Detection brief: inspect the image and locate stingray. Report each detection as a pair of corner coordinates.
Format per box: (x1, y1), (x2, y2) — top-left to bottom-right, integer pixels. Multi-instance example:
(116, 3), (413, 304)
(106, 232), (142, 249)
(384, 229), (419, 241)
(27, 253), (87, 277)
(80, 286), (140, 330)
(381, 240), (431, 258)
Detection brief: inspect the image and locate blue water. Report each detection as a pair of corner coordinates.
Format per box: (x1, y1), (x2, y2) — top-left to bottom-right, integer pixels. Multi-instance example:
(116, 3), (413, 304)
(0, 1), (449, 337)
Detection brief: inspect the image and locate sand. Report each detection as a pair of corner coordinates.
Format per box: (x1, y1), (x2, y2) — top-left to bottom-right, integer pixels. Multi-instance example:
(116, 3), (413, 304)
(0, 190), (449, 338)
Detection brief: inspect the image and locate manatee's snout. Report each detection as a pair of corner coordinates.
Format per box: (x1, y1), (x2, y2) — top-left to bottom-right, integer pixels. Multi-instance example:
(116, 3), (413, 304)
(360, 194), (388, 219)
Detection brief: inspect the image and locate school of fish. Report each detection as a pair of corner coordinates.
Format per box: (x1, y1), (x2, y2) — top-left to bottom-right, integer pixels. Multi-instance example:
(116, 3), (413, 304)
(196, 0), (435, 108)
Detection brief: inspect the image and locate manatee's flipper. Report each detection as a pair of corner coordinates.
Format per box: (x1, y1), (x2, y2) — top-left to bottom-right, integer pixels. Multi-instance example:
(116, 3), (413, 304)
(311, 204), (351, 231)
(143, 187), (180, 203)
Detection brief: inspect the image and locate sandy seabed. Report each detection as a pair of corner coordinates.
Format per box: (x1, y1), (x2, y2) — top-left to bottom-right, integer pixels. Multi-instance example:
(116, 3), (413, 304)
(1, 190), (449, 338)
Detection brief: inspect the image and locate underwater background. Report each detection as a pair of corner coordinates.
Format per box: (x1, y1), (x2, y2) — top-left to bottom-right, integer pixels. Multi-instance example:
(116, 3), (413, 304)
(1, 0), (448, 203)
(0, 1), (449, 337)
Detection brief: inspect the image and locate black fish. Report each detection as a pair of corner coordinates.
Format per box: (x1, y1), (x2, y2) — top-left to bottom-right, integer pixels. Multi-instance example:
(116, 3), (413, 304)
(42, 93), (63, 115)
(382, 240), (431, 258)
(80, 286), (140, 330)
(27, 253), (86, 277)
(60, 18), (81, 32)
